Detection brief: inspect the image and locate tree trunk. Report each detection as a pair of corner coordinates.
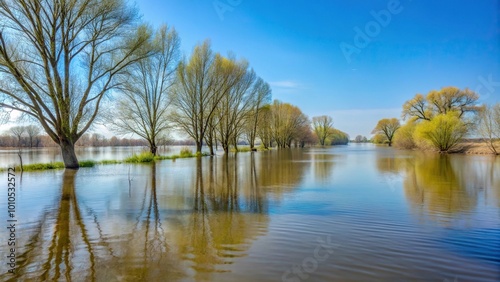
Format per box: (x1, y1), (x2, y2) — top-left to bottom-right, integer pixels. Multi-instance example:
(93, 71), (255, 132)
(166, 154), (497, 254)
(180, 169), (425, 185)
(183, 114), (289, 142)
(150, 141), (157, 155)
(196, 141), (203, 154)
(60, 139), (79, 169)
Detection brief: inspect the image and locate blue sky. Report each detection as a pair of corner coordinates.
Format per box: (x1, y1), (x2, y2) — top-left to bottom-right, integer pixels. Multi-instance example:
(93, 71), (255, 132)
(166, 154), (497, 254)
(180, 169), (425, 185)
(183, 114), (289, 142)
(134, 0), (499, 138)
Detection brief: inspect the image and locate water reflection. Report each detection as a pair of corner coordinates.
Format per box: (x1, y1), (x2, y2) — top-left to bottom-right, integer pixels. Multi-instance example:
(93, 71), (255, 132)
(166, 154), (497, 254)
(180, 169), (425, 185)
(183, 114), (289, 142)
(170, 156), (270, 281)
(4, 150), (314, 281)
(12, 170), (97, 281)
(1, 147), (499, 281)
(376, 152), (500, 225)
(258, 150), (310, 193)
(311, 152), (337, 182)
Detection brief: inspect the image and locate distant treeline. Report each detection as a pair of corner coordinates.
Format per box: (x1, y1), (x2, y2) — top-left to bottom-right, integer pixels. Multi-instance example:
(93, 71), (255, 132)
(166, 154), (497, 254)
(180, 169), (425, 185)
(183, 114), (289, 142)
(0, 126), (200, 148)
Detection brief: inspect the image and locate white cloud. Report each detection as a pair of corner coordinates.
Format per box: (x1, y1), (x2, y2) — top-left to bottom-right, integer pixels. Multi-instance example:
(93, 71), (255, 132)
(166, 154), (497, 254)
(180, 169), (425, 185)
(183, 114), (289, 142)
(270, 80), (302, 89)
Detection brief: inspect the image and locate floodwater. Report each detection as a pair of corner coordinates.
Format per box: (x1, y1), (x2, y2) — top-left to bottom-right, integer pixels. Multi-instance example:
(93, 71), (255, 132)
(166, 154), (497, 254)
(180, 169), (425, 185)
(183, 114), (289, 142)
(0, 145), (499, 281)
(0, 146), (180, 166)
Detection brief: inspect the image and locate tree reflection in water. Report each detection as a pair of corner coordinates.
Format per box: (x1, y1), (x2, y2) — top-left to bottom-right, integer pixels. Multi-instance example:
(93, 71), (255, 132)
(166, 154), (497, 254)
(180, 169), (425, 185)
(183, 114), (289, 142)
(170, 155), (270, 281)
(376, 152), (500, 225)
(2, 150), (312, 281)
(11, 170), (98, 281)
(7, 167), (186, 282)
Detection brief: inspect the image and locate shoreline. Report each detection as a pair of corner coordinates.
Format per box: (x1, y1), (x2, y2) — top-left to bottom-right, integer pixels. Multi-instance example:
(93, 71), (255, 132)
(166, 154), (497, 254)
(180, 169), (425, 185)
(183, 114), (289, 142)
(394, 141), (499, 155)
(452, 141), (498, 155)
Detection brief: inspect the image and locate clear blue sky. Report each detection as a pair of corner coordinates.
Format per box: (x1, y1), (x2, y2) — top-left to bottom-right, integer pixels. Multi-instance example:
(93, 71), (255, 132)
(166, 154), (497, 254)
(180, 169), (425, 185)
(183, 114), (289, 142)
(135, 0), (499, 138)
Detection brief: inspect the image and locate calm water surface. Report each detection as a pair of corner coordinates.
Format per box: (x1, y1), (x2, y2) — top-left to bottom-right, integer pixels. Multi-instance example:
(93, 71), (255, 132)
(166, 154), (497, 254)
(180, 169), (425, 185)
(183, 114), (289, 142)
(1, 144), (499, 281)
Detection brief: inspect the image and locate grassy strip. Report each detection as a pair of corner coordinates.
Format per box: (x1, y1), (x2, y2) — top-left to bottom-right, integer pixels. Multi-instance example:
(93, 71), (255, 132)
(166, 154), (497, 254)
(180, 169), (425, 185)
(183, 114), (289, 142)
(124, 148), (209, 163)
(1, 160), (95, 172)
(0, 148), (211, 171)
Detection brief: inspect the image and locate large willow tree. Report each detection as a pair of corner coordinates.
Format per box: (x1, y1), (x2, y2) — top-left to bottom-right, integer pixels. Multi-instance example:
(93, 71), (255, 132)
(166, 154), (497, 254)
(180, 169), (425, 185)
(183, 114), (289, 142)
(0, 0), (151, 168)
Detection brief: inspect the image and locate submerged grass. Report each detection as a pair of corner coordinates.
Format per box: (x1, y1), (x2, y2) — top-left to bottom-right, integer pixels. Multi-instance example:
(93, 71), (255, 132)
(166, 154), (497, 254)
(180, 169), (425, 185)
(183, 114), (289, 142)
(124, 148), (209, 163)
(10, 160), (95, 171)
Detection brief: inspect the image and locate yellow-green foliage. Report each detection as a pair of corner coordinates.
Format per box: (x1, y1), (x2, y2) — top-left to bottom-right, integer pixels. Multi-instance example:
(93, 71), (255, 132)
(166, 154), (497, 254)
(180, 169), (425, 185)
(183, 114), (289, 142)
(79, 160), (96, 167)
(372, 134), (388, 144)
(393, 120), (417, 149)
(179, 147), (194, 158)
(329, 129), (349, 145)
(13, 160), (95, 171)
(124, 151), (155, 163)
(231, 147), (252, 152)
(101, 160), (122, 164)
(413, 112), (468, 152)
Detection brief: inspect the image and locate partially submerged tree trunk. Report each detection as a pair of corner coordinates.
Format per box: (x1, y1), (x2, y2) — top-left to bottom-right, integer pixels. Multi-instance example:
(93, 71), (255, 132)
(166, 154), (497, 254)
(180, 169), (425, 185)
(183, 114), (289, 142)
(196, 141), (203, 155)
(60, 139), (79, 169)
(150, 142), (158, 156)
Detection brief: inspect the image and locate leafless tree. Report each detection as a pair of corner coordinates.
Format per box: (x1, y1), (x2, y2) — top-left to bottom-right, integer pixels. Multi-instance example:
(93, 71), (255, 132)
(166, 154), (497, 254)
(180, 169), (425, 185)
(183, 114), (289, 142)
(477, 103), (500, 154)
(9, 125), (25, 147)
(25, 124), (41, 147)
(110, 25), (180, 155)
(244, 78), (271, 150)
(0, 0), (152, 168)
(215, 63), (255, 153)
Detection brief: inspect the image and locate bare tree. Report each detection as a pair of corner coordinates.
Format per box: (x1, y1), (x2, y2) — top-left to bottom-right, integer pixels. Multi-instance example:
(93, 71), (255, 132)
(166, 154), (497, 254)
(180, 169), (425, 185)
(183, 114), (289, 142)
(10, 126), (25, 147)
(110, 25), (180, 155)
(0, 0), (152, 168)
(245, 78), (271, 150)
(312, 115), (334, 146)
(477, 103), (500, 154)
(215, 63), (255, 153)
(25, 124), (41, 147)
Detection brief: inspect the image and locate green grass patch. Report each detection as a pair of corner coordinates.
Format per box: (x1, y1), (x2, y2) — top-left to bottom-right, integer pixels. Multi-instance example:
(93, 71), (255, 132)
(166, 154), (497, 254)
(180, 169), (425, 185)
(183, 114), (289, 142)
(100, 160), (122, 165)
(123, 149), (205, 163)
(16, 162), (65, 171)
(231, 146), (252, 153)
(180, 147), (195, 158)
(124, 151), (156, 163)
(79, 160), (96, 167)
(14, 160), (98, 171)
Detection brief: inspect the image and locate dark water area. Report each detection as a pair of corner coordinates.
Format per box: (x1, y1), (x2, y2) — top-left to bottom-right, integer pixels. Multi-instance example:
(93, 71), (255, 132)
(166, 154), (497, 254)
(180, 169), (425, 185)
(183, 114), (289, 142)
(1, 144), (499, 281)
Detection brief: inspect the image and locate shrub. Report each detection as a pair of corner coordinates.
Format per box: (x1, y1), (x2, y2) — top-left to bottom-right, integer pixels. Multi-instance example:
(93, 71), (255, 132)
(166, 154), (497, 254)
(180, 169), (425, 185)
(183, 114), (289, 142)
(329, 129), (349, 145)
(393, 120), (417, 149)
(372, 134), (388, 144)
(124, 151), (155, 163)
(414, 112), (468, 152)
(179, 147), (194, 158)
